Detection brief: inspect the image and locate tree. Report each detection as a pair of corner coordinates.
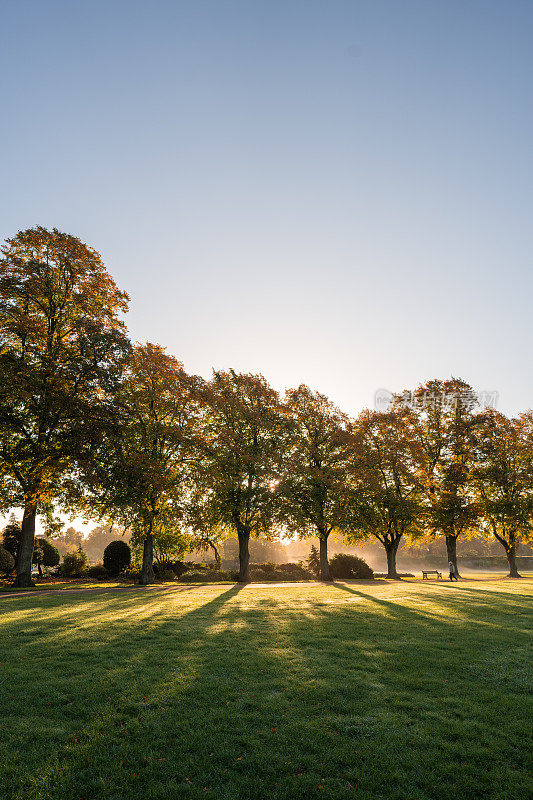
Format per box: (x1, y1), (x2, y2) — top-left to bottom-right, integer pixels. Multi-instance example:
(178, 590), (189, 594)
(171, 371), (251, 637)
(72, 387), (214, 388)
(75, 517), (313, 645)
(103, 540), (131, 577)
(306, 544), (320, 577)
(0, 545), (15, 575)
(2, 517), (21, 561)
(196, 370), (286, 582)
(81, 343), (198, 585)
(33, 538), (60, 576)
(396, 379), (480, 576)
(0, 227), (129, 586)
(473, 409), (533, 577)
(149, 520), (191, 570)
(278, 385), (350, 581)
(344, 409), (423, 579)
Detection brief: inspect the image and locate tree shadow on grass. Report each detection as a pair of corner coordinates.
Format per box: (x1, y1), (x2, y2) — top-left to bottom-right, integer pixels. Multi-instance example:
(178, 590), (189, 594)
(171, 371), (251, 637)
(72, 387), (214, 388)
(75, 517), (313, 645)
(2, 583), (531, 800)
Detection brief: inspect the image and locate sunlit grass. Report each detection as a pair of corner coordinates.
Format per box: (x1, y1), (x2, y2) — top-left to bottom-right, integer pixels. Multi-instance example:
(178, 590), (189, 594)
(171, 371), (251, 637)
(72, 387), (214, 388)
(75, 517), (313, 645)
(0, 580), (531, 799)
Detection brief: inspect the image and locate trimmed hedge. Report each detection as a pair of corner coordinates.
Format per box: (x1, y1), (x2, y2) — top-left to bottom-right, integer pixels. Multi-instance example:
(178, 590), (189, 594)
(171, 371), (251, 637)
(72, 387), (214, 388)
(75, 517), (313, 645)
(250, 562), (313, 581)
(103, 540), (131, 577)
(329, 554), (373, 579)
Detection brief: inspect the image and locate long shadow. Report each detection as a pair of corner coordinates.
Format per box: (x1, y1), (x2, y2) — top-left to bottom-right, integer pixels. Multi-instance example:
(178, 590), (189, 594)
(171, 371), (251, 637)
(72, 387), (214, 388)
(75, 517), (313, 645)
(1, 584), (246, 795)
(332, 581), (531, 629)
(2, 582), (531, 800)
(331, 582), (447, 625)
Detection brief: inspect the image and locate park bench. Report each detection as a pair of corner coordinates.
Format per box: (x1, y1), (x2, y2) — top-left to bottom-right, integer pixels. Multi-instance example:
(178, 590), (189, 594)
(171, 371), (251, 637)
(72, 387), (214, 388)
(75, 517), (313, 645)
(422, 570), (442, 580)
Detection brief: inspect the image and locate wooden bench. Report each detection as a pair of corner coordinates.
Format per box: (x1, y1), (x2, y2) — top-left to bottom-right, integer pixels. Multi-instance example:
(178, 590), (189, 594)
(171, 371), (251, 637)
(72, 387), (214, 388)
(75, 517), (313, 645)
(422, 570), (442, 580)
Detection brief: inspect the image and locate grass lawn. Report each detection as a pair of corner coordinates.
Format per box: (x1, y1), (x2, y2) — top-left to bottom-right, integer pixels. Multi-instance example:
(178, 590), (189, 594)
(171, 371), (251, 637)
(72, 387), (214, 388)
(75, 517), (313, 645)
(0, 579), (531, 800)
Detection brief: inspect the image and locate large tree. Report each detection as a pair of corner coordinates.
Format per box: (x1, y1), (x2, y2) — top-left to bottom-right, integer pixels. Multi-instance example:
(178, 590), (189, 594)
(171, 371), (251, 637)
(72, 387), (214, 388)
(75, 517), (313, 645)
(345, 409), (423, 579)
(80, 343), (198, 584)
(278, 385), (350, 581)
(0, 227), (129, 586)
(473, 409), (533, 577)
(396, 378), (480, 576)
(196, 370), (286, 583)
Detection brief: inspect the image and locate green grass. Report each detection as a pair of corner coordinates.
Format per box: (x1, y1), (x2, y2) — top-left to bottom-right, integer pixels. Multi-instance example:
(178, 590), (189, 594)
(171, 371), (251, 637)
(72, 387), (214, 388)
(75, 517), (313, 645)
(0, 579), (128, 593)
(0, 580), (531, 800)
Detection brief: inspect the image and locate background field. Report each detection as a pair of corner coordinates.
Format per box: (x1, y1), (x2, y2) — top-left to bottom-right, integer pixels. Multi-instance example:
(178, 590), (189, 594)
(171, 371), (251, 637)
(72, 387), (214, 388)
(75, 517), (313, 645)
(1, 579), (531, 800)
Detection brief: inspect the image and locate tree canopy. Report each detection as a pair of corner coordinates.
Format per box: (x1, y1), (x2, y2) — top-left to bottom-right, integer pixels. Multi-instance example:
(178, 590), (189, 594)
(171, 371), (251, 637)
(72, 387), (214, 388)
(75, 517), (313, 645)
(1, 227), (531, 584)
(0, 227), (129, 585)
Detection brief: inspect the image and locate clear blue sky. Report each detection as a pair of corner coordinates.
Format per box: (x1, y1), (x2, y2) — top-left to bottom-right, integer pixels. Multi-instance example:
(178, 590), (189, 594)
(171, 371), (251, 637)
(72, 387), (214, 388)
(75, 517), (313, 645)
(1, 0), (532, 416)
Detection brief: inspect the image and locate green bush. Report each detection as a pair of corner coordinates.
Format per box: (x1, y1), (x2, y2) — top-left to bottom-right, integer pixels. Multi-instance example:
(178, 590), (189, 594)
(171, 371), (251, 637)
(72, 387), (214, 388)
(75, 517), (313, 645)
(86, 563), (109, 579)
(250, 562), (312, 581)
(62, 548), (89, 577)
(169, 560), (189, 578)
(0, 544), (15, 575)
(2, 521), (21, 560)
(118, 565), (142, 581)
(33, 538), (60, 574)
(329, 554), (373, 580)
(180, 569), (237, 583)
(158, 568), (178, 581)
(103, 540), (131, 577)
(374, 572), (414, 578)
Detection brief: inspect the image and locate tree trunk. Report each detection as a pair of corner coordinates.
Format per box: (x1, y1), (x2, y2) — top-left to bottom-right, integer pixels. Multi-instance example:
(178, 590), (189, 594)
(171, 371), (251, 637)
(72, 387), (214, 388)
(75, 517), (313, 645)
(445, 534), (460, 578)
(505, 545), (521, 578)
(140, 530), (156, 585)
(319, 535), (330, 581)
(385, 538), (401, 579)
(13, 501), (37, 587)
(211, 542), (221, 569)
(238, 530), (250, 583)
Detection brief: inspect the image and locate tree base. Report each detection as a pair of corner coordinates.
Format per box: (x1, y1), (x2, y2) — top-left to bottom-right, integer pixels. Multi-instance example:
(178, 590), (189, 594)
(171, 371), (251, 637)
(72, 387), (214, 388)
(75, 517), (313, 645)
(12, 575), (36, 588)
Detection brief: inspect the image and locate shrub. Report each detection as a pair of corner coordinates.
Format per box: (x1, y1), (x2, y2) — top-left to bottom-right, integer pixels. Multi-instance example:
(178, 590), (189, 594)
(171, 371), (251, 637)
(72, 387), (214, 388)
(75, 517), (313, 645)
(275, 562), (313, 580)
(2, 520), (21, 560)
(329, 554), (373, 580)
(249, 562), (312, 581)
(180, 570), (237, 583)
(86, 563), (108, 579)
(165, 559), (189, 578)
(62, 548), (88, 577)
(33, 538), (60, 574)
(183, 561), (211, 572)
(0, 544), (15, 575)
(374, 572), (414, 579)
(158, 568), (177, 581)
(173, 561), (212, 579)
(118, 564), (142, 581)
(103, 540), (131, 577)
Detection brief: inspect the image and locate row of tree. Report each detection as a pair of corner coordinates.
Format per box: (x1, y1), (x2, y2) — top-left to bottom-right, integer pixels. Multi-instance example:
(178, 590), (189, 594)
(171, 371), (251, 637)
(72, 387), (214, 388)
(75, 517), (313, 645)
(1, 227), (532, 586)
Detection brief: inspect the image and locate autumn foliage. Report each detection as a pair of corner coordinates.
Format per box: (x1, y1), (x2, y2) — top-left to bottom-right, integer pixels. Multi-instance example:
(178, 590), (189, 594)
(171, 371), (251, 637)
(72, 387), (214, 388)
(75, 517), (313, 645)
(0, 227), (532, 584)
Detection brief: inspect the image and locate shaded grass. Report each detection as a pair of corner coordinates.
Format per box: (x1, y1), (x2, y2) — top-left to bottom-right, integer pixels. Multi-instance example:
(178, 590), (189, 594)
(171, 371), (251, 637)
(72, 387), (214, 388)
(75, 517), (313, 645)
(0, 580), (531, 799)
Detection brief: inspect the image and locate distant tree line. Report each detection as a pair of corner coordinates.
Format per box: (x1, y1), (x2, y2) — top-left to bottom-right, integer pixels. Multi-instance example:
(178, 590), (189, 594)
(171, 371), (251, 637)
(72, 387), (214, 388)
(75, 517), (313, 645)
(1, 227), (532, 586)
